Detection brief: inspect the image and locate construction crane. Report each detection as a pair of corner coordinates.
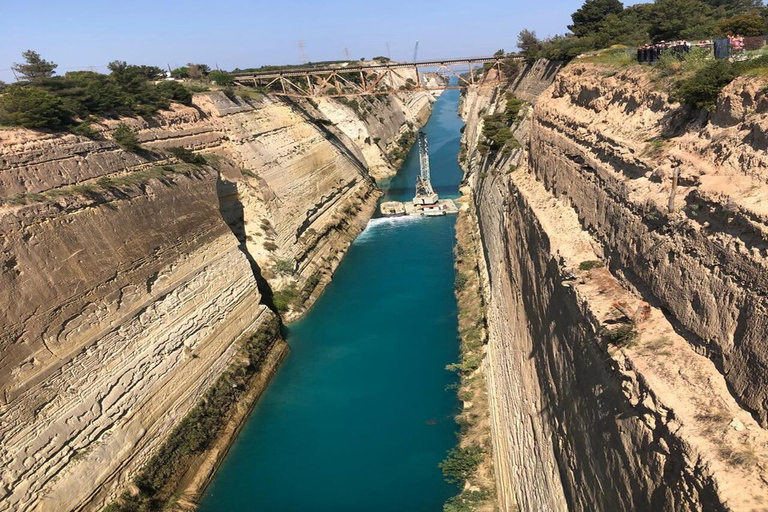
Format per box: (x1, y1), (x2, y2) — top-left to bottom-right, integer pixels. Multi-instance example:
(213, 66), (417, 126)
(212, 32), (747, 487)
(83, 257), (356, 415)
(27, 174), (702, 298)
(413, 131), (438, 205)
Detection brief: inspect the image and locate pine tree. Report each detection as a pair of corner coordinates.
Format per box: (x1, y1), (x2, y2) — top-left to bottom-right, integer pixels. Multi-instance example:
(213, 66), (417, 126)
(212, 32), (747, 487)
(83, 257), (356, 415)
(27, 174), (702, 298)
(11, 50), (58, 82)
(568, 0), (625, 37)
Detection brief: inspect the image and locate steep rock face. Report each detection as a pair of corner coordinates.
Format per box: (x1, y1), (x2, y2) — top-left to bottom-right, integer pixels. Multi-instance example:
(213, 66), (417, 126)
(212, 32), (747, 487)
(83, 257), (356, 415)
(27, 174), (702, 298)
(0, 168), (273, 512)
(533, 65), (768, 425)
(461, 61), (768, 511)
(0, 88), (432, 510)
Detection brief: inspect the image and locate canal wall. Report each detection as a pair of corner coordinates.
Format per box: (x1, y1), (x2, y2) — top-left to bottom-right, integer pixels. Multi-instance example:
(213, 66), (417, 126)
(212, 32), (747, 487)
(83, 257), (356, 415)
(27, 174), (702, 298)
(0, 86), (434, 511)
(460, 60), (768, 510)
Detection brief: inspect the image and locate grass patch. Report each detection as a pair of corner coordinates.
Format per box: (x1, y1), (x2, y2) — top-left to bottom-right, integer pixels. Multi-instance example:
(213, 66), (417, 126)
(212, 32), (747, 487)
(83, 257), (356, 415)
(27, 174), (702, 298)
(579, 45), (636, 68)
(604, 324), (638, 348)
(579, 260), (604, 271)
(272, 285), (298, 313)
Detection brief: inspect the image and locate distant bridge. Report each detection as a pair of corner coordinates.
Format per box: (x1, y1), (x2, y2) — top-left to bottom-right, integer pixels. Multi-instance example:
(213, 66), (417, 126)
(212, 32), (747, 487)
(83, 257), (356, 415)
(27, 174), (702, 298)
(232, 55), (522, 98)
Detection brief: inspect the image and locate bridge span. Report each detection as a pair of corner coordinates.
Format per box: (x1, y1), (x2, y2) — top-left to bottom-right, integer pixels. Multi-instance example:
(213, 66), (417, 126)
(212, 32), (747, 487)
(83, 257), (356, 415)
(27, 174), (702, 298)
(232, 55), (522, 98)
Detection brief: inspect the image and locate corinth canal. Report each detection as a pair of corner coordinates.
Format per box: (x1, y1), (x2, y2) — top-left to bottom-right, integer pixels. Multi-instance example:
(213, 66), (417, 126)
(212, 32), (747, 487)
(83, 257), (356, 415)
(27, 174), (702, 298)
(199, 86), (466, 512)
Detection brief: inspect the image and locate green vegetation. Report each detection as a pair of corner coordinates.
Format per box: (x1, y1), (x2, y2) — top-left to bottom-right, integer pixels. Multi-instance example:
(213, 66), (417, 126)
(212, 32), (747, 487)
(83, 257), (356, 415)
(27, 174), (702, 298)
(504, 95), (526, 124)
(272, 258), (295, 276)
(166, 146), (206, 164)
(604, 324), (639, 347)
(112, 123), (141, 151)
(12, 50), (57, 82)
(579, 260), (605, 271)
(444, 490), (493, 512)
(273, 285), (299, 312)
(0, 52), (196, 130)
(670, 55), (768, 110)
(0, 86), (68, 129)
(439, 446), (484, 485)
(209, 70), (235, 86)
(518, 0), (768, 63)
(103, 317), (282, 512)
(388, 130), (417, 165)
(477, 95), (527, 157)
(454, 272), (468, 292)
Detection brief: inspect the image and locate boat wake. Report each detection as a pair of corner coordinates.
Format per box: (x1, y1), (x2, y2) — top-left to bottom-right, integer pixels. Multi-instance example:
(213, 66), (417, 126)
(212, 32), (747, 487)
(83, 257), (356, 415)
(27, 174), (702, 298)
(355, 215), (427, 244)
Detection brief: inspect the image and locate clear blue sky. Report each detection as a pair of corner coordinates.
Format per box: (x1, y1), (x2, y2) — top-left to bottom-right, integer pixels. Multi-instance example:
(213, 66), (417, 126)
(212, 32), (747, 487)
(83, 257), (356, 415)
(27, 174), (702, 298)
(2, 0), (598, 82)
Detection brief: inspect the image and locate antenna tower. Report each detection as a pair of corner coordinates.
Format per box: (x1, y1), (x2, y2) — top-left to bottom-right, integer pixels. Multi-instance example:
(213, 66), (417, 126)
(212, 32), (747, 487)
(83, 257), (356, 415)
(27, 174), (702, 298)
(298, 40), (308, 64)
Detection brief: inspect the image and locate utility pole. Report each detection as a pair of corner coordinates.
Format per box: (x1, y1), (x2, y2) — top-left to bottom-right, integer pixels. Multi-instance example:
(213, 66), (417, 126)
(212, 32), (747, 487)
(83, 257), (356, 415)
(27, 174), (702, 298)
(413, 40), (419, 62)
(298, 40), (308, 64)
(344, 47), (351, 61)
(386, 41), (391, 59)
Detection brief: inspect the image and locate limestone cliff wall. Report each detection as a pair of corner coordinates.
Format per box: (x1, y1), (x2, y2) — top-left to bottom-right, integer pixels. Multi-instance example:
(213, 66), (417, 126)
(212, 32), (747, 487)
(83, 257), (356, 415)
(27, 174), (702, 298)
(461, 60), (768, 511)
(0, 87), (431, 511)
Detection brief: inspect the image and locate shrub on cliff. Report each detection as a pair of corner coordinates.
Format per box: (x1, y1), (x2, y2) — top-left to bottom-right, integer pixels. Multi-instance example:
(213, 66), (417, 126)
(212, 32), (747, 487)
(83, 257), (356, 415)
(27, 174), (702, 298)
(273, 285), (299, 312)
(604, 324), (639, 347)
(0, 85), (70, 129)
(167, 146), (205, 164)
(439, 446), (484, 485)
(112, 123), (141, 151)
(481, 113), (519, 154)
(671, 58), (738, 111)
(208, 70), (234, 86)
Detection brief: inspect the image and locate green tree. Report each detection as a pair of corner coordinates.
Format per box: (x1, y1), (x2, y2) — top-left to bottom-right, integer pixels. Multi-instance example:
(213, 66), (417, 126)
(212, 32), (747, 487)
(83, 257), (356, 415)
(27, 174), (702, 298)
(569, 0), (625, 37)
(108, 61), (165, 89)
(171, 66), (189, 78)
(208, 70), (234, 85)
(0, 85), (69, 128)
(594, 4), (655, 47)
(701, 0), (764, 15)
(718, 8), (767, 34)
(0, 80), (6, 92)
(112, 122), (141, 151)
(12, 50), (58, 82)
(186, 64), (210, 79)
(60, 71), (128, 116)
(155, 81), (193, 105)
(439, 446), (483, 485)
(649, 0), (719, 42)
(517, 29), (542, 61)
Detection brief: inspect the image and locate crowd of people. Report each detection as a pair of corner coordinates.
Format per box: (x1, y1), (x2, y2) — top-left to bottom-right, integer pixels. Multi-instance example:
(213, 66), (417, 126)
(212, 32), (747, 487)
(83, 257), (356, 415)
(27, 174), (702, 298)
(636, 35), (754, 63)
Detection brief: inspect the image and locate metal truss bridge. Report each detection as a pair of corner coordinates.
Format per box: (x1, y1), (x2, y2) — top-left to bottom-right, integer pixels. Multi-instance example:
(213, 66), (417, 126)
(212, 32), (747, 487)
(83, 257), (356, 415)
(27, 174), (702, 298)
(232, 55), (521, 98)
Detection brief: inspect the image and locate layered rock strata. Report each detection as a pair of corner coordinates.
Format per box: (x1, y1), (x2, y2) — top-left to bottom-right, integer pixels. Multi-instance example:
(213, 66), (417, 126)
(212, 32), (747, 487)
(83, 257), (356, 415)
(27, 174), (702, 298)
(0, 87), (432, 511)
(460, 60), (768, 511)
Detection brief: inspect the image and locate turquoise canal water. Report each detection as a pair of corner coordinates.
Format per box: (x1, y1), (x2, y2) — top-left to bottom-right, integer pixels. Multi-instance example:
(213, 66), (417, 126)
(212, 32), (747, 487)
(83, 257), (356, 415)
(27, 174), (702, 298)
(198, 88), (465, 512)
